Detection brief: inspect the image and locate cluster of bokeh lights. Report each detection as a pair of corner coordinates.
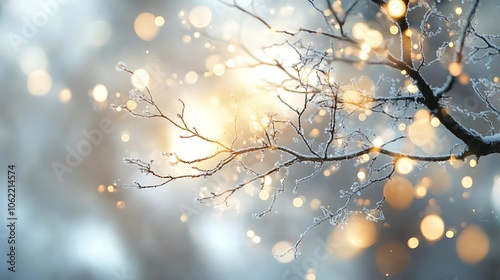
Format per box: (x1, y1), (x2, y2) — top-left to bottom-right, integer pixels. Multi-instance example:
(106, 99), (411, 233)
(68, 2), (499, 277)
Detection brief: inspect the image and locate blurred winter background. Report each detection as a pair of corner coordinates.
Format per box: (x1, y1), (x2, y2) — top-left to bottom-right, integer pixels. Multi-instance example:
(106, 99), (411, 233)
(0, 0), (499, 279)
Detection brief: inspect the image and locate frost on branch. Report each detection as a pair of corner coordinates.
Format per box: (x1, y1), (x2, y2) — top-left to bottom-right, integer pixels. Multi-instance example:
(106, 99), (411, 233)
(114, 0), (500, 256)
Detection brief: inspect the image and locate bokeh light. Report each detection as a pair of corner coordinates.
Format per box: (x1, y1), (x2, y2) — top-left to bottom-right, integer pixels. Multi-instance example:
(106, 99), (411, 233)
(189, 6), (212, 28)
(420, 214), (444, 241)
(59, 88), (72, 103)
(448, 62), (462, 77)
(116, 200), (126, 209)
(185, 71), (199, 84)
(456, 225), (489, 264)
(386, 0), (406, 19)
(155, 16), (165, 27)
(97, 184), (106, 193)
(259, 190), (270, 200)
(126, 100), (137, 110)
(408, 109), (436, 149)
(27, 69), (52, 96)
(345, 215), (378, 248)
(92, 84), (108, 102)
(407, 237), (419, 249)
(395, 157), (414, 175)
(461, 176), (473, 188)
(134, 12), (159, 41)
(131, 69), (151, 90)
(328, 226), (363, 259)
(272, 241), (294, 263)
(383, 176), (413, 210)
(292, 197), (304, 207)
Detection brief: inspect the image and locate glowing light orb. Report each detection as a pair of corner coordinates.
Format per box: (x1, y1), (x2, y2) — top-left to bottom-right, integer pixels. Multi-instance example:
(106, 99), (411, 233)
(395, 157), (414, 175)
(189, 6), (212, 28)
(92, 84), (108, 102)
(134, 12), (159, 41)
(212, 63), (226, 76)
(259, 190), (270, 200)
(386, 0), (407, 19)
(383, 176), (413, 210)
(461, 176), (473, 188)
(389, 25), (399, 35)
(126, 100), (137, 110)
(407, 237), (419, 249)
(121, 132), (130, 143)
(456, 225), (489, 264)
(131, 69), (150, 90)
(28, 69), (52, 96)
(292, 197), (304, 207)
(448, 62), (462, 77)
(272, 241), (294, 263)
(116, 200), (126, 209)
(420, 214), (444, 241)
(346, 216), (378, 248)
(59, 88), (72, 103)
(310, 199), (321, 210)
(352, 23), (383, 48)
(155, 16), (165, 27)
(328, 227), (363, 259)
(185, 71), (198, 84)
